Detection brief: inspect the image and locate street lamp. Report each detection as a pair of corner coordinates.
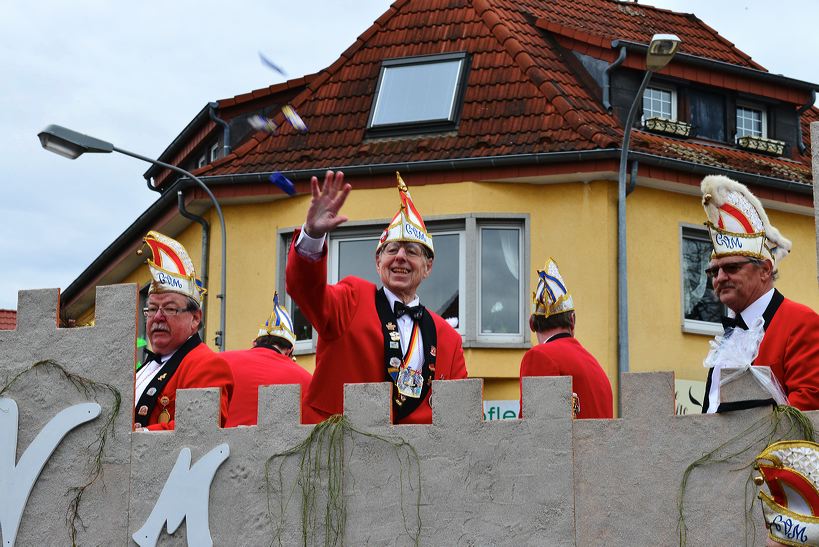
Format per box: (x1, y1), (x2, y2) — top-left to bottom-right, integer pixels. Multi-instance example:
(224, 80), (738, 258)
(38, 124), (227, 352)
(616, 34), (680, 413)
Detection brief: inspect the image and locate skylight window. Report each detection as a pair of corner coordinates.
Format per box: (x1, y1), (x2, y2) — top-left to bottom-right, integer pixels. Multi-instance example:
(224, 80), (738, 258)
(368, 52), (468, 134)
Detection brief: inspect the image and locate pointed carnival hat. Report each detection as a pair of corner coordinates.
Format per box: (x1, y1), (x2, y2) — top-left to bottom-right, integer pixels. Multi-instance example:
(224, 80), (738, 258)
(701, 175), (791, 267)
(754, 440), (819, 546)
(142, 231), (206, 307)
(376, 172), (434, 257)
(532, 258), (575, 318)
(257, 291), (296, 346)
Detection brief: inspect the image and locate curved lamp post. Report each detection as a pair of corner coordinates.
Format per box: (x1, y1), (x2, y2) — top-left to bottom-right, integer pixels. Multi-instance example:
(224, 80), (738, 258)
(37, 124), (227, 352)
(616, 34), (680, 414)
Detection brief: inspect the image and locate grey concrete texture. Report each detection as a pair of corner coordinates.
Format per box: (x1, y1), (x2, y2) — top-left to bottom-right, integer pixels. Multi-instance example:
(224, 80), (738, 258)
(0, 285), (136, 546)
(4, 285), (818, 546)
(811, 122), (819, 288)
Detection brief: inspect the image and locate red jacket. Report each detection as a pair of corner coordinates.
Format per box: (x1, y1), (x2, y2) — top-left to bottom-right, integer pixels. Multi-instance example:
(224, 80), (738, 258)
(143, 342), (234, 431)
(286, 232), (468, 424)
(754, 296), (819, 410)
(519, 335), (613, 419)
(222, 347), (312, 426)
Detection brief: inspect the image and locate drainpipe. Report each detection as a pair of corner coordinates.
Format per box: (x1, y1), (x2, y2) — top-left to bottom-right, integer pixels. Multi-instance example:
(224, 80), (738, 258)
(145, 176), (162, 194)
(177, 190), (210, 340)
(209, 102), (231, 157)
(797, 90), (816, 154)
(603, 47), (628, 111)
(627, 159), (639, 196)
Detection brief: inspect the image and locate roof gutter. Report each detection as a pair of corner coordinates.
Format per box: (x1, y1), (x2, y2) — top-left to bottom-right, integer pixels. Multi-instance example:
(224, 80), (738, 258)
(611, 40), (819, 92)
(61, 148), (811, 307)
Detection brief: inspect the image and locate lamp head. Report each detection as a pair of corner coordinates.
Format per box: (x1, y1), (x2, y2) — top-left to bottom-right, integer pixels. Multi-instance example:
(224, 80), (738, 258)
(38, 124), (114, 159)
(646, 34), (681, 71)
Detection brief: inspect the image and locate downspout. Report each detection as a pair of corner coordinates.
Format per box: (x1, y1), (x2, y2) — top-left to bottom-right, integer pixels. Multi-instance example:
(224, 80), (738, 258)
(627, 159), (638, 196)
(177, 190), (210, 341)
(603, 46), (628, 111)
(797, 90), (816, 154)
(145, 176), (162, 194)
(209, 102), (231, 157)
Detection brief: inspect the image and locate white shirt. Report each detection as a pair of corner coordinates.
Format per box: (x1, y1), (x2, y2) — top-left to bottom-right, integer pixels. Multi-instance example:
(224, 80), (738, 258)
(134, 347), (180, 406)
(295, 226), (424, 371)
(706, 288), (775, 413)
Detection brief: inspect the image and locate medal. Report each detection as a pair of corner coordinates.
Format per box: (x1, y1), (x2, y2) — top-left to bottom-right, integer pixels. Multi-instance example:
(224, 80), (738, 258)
(146, 387), (157, 396)
(389, 341), (400, 349)
(396, 364), (423, 398)
(389, 331), (401, 342)
(571, 393), (580, 419)
(137, 405), (149, 416)
(386, 322), (396, 331)
(158, 409), (171, 424)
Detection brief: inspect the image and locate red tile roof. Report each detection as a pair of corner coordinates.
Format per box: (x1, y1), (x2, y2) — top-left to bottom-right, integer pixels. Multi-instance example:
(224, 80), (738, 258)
(533, 0), (765, 70)
(0, 309), (16, 330)
(203, 0), (813, 186)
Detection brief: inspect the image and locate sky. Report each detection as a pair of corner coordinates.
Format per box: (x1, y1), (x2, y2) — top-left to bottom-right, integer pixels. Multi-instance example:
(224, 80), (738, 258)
(1, 0), (816, 310)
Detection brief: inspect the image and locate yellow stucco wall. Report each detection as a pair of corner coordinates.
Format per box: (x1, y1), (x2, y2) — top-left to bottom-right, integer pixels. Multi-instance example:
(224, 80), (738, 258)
(75, 178), (819, 412)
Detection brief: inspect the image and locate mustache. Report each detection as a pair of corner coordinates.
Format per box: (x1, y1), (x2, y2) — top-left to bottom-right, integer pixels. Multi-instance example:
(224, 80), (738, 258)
(150, 323), (170, 334)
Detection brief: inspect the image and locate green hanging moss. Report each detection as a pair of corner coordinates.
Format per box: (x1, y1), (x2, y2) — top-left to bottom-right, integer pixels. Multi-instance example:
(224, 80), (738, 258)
(1, 359), (122, 547)
(265, 414), (422, 547)
(678, 405), (814, 547)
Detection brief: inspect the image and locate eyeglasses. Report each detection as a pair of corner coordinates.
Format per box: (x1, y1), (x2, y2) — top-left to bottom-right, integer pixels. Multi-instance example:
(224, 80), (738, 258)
(143, 305), (193, 318)
(382, 242), (426, 258)
(704, 260), (756, 278)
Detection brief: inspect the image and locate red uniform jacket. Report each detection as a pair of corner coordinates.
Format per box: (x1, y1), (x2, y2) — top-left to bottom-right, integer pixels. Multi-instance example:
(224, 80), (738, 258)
(222, 347), (312, 426)
(143, 343), (234, 431)
(753, 295), (819, 410)
(286, 233), (468, 424)
(519, 335), (613, 419)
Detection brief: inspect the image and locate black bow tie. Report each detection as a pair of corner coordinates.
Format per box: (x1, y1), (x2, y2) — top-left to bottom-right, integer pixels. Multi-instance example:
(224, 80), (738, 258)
(142, 348), (163, 365)
(721, 314), (749, 331)
(394, 301), (425, 321)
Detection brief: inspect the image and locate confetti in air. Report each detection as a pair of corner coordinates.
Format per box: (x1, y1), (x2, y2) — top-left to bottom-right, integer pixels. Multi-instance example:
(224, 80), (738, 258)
(270, 172), (296, 196)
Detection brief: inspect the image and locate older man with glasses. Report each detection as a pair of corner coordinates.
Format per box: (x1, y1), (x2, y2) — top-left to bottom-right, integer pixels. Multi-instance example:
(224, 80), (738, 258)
(699, 176), (819, 413)
(134, 231), (233, 430)
(286, 171), (467, 424)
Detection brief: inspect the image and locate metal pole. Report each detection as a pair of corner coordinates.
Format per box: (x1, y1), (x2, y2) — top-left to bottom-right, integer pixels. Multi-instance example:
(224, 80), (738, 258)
(114, 146), (227, 352)
(617, 69), (654, 415)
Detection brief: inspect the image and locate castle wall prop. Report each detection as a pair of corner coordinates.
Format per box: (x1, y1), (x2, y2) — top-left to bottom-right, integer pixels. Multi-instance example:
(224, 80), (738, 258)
(0, 285), (805, 546)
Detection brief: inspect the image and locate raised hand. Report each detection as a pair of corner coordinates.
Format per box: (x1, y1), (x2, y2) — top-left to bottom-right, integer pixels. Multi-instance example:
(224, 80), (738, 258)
(304, 170), (351, 238)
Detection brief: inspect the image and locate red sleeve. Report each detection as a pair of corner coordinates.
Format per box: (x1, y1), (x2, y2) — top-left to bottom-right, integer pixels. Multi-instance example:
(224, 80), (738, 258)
(285, 228), (359, 341)
(449, 334), (468, 380)
(782, 310), (819, 411)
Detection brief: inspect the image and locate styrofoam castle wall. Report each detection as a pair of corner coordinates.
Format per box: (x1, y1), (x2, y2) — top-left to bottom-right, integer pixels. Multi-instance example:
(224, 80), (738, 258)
(2, 285), (812, 546)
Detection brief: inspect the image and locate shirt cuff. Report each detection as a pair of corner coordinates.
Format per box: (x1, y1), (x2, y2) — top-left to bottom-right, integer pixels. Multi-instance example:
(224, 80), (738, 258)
(295, 224), (326, 260)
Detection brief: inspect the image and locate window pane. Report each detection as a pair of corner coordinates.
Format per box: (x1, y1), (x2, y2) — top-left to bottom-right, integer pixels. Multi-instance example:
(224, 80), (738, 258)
(682, 232), (723, 323)
(337, 238), (380, 285)
(418, 234), (460, 325)
(689, 89), (726, 141)
(737, 106), (763, 138)
(643, 87), (672, 120)
(480, 228), (520, 334)
(371, 59), (463, 126)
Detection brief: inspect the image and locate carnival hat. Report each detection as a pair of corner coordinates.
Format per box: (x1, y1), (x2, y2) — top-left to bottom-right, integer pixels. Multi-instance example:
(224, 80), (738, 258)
(532, 258), (575, 318)
(376, 172), (434, 257)
(701, 175), (791, 267)
(754, 440), (819, 546)
(142, 231), (206, 307)
(257, 291), (296, 346)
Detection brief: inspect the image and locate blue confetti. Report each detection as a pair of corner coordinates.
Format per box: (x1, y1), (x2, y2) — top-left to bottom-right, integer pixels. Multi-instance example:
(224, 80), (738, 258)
(258, 52), (287, 76)
(270, 172), (296, 196)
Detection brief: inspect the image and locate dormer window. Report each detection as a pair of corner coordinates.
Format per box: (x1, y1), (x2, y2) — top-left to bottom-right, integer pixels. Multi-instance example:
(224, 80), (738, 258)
(736, 104), (766, 139)
(642, 86), (676, 121)
(368, 52), (468, 136)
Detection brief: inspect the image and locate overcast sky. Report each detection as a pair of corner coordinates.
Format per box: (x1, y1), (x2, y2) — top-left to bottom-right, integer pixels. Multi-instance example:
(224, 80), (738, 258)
(1, 0), (816, 310)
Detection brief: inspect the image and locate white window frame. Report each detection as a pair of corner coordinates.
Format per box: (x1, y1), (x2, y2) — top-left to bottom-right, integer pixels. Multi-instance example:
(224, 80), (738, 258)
(642, 85), (677, 122)
(735, 102), (767, 139)
(196, 154), (207, 169)
(209, 143), (220, 163)
(278, 213), (530, 353)
(476, 224), (525, 344)
(679, 223), (723, 336)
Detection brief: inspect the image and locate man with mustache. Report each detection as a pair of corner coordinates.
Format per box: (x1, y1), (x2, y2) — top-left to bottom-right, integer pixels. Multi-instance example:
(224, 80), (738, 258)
(134, 231), (233, 430)
(286, 171), (467, 424)
(699, 175), (819, 412)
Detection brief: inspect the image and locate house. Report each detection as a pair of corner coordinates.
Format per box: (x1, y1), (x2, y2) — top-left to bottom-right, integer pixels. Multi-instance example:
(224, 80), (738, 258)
(0, 309), (16, 331)
(59, 0), (819, 415)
